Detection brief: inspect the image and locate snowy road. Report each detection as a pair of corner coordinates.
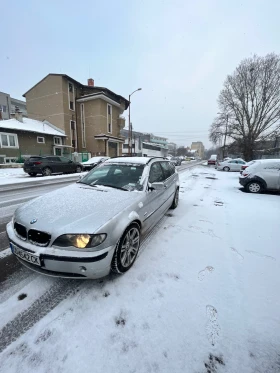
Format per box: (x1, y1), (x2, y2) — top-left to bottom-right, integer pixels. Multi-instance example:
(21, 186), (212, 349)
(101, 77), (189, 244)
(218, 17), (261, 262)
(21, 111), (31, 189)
(0, 165), (279, 373)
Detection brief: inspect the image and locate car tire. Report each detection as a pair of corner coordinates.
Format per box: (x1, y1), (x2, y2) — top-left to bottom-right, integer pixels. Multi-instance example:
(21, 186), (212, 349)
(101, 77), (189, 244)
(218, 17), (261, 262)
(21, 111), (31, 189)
(111, 223), (141, 274)
(28, 173), (37, 177)
(170, 187), (179, 209)
(223, 166), (230, 172)
(42, 167), (52, 176)
(76, 166), (82, 173)
(246, 181), (263, 194)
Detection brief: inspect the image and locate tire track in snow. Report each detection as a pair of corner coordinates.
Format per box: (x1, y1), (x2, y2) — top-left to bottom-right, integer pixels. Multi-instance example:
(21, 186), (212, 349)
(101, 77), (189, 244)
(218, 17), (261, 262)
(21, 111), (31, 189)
(0, 279), (79, 353)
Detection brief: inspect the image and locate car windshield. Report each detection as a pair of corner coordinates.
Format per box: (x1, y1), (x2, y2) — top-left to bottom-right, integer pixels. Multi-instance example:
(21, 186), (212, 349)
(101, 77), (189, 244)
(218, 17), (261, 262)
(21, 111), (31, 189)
(79, 163), (145, 191)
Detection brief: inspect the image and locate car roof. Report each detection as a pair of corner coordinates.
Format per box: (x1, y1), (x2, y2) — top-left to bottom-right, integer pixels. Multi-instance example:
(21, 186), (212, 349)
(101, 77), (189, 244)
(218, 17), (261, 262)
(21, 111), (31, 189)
(107, 157), (167, 165)
(254, 159), (280, 164)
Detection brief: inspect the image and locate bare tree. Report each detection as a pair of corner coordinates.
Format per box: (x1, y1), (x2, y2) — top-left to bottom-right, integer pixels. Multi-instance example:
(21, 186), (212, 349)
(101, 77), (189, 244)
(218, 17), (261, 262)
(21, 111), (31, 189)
(210, 53), (280, 160)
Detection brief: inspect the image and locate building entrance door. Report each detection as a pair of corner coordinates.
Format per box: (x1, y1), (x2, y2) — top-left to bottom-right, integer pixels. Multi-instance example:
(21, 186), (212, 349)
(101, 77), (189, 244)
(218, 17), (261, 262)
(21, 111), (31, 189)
(108, 142), (118, 157)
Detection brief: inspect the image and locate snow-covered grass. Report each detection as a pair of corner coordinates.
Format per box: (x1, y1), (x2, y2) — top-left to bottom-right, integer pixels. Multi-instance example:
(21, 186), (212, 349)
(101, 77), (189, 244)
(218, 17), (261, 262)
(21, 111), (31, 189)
(0, 168), (85, 186)
(0, 166), (279, 373)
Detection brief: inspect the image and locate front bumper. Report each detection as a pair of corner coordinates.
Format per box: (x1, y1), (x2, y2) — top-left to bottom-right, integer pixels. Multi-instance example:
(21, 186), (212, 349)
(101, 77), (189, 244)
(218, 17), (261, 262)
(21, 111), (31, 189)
(6, 222), (115, 279)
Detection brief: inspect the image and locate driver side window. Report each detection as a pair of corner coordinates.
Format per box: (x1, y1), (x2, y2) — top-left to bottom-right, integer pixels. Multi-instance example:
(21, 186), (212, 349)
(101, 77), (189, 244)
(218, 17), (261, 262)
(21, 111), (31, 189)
(149, 162), (165, 183)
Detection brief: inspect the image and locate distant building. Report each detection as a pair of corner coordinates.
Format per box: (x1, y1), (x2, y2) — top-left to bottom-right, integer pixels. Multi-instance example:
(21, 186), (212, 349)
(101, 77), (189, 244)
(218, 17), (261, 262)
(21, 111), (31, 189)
(191, 141), (205, 158)
(121, 129), (168, 157)
(0, 91), (27, 120)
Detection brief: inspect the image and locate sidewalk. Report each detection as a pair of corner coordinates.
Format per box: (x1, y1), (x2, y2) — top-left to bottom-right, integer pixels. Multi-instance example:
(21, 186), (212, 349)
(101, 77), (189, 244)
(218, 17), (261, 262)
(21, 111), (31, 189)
(0, 168), (85, 187)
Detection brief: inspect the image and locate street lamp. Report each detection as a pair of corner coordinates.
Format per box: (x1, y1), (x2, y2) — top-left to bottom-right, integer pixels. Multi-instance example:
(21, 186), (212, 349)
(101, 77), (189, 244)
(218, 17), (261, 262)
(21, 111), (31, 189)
(128, 88), (142, 155)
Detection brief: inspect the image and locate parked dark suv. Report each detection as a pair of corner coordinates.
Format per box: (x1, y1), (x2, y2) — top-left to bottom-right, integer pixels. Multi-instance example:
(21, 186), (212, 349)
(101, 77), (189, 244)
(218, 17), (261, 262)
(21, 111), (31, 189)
(23, 156), (83, 177)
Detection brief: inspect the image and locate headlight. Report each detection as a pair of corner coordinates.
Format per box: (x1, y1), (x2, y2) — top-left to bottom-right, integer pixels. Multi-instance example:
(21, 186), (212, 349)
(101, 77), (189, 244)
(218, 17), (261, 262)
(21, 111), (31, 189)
(53, 234), (107, 249)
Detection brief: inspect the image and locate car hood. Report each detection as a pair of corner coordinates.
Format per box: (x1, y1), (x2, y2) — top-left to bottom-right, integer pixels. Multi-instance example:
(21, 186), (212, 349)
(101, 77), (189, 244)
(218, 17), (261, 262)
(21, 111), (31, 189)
(15, 183), (142, 235)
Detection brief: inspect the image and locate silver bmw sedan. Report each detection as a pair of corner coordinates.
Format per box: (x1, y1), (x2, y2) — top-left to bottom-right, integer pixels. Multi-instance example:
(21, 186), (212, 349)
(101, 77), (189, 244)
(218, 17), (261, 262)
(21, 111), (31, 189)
(6, 157), (179, 279)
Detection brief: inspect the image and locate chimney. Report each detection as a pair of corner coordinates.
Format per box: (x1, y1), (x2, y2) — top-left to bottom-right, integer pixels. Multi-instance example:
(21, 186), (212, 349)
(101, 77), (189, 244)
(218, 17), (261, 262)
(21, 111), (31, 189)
(12, 106), (23, 122)
(88, 78), (94, 87)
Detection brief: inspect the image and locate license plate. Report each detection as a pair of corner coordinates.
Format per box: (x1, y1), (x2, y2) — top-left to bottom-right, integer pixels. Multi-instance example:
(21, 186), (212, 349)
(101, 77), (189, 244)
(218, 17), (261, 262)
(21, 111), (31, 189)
(11, 243), (41, 266)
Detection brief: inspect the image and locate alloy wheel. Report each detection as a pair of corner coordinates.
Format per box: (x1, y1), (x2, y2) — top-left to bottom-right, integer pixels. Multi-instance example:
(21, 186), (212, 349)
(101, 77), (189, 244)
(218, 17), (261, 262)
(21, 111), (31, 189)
(120, 228), (140, 268)
(43, 167), (51, 176)
(248, 182), (261, 193)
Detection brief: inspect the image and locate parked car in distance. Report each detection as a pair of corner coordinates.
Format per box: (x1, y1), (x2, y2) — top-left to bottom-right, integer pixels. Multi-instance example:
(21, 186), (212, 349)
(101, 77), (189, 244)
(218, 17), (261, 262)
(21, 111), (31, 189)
(82, 156), (110, 171)
(240, 160), (256, 175)
(208, 154), (217, 165)
(7, 157), (180, 279)
(239, 159), (280, 193)
(23, 156), (83, 177)
(170, 157), (182, 166)
(216, 158), (246, 171)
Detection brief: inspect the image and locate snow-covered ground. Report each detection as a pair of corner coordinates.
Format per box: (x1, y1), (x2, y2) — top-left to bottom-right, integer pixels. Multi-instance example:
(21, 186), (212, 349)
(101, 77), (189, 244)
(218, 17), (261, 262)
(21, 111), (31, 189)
(0, 166), (279, 373)
(0, 168), (85, 186)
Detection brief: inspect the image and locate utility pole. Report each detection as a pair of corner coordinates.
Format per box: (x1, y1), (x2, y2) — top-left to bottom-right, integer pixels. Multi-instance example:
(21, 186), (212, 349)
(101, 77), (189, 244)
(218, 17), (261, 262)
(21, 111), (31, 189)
(128, 88), (142, 155)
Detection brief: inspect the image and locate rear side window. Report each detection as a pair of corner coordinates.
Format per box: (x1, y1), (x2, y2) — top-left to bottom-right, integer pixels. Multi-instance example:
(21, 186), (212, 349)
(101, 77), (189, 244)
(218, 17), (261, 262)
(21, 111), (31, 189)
(149, 162), (165, 183)
(59, 157), (71, 163)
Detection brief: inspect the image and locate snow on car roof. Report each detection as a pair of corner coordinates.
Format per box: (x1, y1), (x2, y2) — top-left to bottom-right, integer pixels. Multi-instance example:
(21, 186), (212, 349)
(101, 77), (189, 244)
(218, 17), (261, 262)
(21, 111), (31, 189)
(83, 156), (108, 164)
(106, 157), (156, 165)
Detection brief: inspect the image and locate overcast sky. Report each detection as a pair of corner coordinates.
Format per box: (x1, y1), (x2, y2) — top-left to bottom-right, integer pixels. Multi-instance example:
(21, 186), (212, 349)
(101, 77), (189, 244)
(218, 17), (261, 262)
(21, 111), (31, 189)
(1, 0), (280, 149)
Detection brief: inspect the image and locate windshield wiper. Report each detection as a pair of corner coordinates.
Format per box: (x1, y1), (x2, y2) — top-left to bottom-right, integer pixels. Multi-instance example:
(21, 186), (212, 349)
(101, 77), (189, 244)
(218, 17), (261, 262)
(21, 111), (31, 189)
(98, 184), (126, 191)
(77, 181), (97, 187)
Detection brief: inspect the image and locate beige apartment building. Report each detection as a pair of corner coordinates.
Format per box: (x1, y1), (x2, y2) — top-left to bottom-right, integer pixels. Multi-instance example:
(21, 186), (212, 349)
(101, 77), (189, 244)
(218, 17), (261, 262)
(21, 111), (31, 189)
(191, 141), (205, 158)
(23, 74), (129, 157)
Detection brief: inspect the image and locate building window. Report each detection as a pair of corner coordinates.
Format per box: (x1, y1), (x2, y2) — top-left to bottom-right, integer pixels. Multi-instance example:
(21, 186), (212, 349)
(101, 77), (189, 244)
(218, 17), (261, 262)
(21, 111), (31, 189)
(0, 105), (6, 113)
(68, 81), (75, 110)
(81, 104), (86, 148)
(70, 120), (77, 149)
(4, 157), (17, 164)
(37, 136), (45, 144)
(0, 132), (18, 148)
(107, 104), (112, 134)
(54, 137), (62, 145)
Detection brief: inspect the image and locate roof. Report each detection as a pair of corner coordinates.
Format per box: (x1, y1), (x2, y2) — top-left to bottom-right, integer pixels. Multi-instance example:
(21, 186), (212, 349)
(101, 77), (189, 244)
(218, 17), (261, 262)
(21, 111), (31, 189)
(22, 73), (129, 109)
(94, 134), (125, 142)
(0, 118), (66, 136)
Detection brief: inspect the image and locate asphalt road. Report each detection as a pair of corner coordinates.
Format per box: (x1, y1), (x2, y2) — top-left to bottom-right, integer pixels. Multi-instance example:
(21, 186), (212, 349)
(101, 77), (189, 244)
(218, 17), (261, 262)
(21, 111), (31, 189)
(0, 161), (202, 284)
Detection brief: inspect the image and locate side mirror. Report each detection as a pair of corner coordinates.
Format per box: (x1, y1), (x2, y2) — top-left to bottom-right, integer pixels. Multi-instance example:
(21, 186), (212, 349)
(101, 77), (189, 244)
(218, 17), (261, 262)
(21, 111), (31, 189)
(77, 175), (83, 182)
(68, 160), (73, 163)
(149, 182), (165, 191)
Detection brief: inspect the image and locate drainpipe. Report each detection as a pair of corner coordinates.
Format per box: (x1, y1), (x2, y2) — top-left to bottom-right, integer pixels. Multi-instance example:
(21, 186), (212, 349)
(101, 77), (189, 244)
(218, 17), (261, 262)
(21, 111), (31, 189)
(75, 87), (79, 153)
